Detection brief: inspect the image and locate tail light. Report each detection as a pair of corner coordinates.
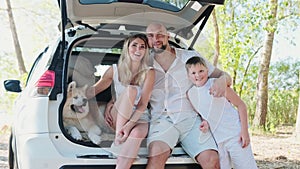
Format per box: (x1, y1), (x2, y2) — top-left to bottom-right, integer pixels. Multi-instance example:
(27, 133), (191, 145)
(34, 70), (55, 96)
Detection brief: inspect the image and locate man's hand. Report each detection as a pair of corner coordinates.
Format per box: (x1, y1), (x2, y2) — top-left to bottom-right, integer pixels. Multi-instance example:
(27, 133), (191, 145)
(209, 75), (228, 97)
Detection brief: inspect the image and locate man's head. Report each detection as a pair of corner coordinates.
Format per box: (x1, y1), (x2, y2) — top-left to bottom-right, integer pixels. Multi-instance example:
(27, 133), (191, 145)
(185, 56), (209, 87)
(146, 23), (170, 54)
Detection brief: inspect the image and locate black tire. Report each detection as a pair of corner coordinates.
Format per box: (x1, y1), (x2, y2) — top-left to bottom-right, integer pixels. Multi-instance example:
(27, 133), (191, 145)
(8, 133), (18, 169)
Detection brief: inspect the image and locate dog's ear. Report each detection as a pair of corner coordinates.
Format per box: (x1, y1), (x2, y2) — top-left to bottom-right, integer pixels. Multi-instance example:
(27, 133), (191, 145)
(68, 81), (77, 92)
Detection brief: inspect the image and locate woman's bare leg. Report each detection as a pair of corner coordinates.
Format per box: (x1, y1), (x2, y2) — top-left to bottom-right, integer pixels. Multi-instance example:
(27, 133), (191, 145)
(115, 122), (148, 169)
(113, 86), (137, 144)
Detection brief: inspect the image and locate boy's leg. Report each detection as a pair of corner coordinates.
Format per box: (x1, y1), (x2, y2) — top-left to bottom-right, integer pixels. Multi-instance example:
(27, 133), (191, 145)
(227, 136), (258, 169)
(218, 142), (232, 169)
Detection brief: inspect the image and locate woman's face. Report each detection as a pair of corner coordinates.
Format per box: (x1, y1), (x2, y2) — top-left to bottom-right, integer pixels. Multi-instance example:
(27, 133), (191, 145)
(128, 37), (147, 62)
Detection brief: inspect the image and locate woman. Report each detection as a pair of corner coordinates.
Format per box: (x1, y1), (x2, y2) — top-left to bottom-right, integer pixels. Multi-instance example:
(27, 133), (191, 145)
(87, 33), (155, 169)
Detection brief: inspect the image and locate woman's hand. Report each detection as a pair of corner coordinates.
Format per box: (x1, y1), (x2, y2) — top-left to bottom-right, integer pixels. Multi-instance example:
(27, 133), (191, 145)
(116, 121), (135, 144)
(104, 100), (114, 128)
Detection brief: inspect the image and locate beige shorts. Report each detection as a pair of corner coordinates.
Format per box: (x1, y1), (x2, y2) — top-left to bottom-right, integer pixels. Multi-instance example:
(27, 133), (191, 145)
(134, 108), (150, 122)
(147, 114), (218, 159)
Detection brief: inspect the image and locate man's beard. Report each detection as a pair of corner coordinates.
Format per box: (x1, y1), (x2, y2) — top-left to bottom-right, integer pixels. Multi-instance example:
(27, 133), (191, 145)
(151, 44), (167, 54)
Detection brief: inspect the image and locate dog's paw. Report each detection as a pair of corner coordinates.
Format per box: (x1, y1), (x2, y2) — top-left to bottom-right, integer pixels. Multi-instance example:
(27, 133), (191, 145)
(66, 126), (83, 140)
(88, 126), (102, 145)
(89, 134), (102, 145)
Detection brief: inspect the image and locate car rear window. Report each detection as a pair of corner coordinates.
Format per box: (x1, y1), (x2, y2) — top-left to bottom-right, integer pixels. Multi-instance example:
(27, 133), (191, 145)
(79, 0), (189, 12)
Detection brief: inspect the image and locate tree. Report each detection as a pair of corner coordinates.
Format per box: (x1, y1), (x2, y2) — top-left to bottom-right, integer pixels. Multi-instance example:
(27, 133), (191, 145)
(202, 0), (299, 129)
(296, 70), (300, 140)
(253, 0), (278, 129)
(211, 9), (220, 67)
(6, 0), (27, 75)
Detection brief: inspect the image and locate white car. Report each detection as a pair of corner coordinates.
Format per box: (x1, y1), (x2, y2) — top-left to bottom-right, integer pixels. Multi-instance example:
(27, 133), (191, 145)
(4, 0), (224, 168)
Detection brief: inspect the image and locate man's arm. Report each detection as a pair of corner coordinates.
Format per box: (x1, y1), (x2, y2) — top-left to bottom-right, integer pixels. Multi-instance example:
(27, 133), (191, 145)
(209, 68), (232, 97)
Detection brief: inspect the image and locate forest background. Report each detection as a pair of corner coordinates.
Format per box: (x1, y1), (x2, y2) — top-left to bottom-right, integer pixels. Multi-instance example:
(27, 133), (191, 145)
(0, 0), (299, 136)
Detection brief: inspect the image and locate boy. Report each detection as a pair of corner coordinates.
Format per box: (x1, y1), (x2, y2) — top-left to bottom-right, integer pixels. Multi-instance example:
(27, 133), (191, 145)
(186, 56), (257, 169)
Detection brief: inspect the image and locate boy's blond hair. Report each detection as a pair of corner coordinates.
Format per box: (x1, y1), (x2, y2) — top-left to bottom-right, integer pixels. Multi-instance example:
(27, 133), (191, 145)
(185, 56), (207, 72)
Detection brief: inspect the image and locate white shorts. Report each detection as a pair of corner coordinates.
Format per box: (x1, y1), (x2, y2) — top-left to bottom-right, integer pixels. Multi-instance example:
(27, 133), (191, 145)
(147, 114), (218, 159)
(218, 136), (258, 169)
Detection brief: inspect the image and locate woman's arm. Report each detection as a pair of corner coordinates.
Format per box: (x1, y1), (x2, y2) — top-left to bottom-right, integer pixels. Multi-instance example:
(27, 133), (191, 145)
(86, 66), (113, 99)
(128, 68), (155, 123)
(225, 87), (250, 148)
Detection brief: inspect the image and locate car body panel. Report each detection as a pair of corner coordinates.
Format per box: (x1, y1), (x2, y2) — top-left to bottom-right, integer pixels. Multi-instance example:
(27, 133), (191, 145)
(60, 0), (224, 40)
(4, 0), (225, 168)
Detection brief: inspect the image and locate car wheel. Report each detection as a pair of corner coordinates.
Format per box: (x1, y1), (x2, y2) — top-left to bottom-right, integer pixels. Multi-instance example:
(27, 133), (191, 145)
(8, 133), (18, 169)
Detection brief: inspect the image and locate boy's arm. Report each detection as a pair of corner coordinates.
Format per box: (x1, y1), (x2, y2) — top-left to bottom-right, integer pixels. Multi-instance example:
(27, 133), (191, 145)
(225, 87), (250, 148)
(209, 68), (232, 97)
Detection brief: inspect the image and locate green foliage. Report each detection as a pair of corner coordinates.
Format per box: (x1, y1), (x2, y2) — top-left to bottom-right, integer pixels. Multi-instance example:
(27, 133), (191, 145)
(201, 0), (300, 132)
(267, 89), (298, 126)
(269, 60), (300, 90)
(0, 52), (20, 114)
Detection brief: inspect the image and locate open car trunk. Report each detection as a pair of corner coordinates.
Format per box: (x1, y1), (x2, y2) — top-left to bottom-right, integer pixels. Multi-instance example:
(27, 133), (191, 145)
(57, 0), (225, 168)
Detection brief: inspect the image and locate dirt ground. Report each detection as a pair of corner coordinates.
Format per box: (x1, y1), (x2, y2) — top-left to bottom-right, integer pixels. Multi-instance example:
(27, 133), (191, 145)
(0, 117), (300, 169)
(251, 125), (300, 169)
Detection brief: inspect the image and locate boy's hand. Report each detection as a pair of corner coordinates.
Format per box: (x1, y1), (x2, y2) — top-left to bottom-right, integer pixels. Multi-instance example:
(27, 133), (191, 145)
(199, 120), (209, 133)
(240, 130), (251, 148)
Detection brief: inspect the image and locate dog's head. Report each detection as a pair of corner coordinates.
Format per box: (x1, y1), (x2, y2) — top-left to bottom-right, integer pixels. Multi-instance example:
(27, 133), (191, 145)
(64, 81), (89, 119)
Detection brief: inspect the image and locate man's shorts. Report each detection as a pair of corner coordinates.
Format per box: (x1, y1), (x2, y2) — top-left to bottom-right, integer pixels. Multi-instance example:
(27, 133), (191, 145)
(135, 108), (150, 122)
(147, 114), (218, 159)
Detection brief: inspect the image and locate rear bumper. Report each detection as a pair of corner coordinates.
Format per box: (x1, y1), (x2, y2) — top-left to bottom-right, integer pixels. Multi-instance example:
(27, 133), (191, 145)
(16, 133), (199, 169)
(60, 164), (200, 169)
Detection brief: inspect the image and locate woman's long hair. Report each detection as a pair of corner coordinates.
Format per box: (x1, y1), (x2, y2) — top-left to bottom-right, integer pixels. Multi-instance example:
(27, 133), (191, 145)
(117, 33), (150, 86)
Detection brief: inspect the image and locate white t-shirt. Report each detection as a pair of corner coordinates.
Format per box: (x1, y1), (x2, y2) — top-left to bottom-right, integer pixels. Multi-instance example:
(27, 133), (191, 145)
(112, 64), (141, 105)
(188, 78), (241, 143)
(150, 48), (215, 123)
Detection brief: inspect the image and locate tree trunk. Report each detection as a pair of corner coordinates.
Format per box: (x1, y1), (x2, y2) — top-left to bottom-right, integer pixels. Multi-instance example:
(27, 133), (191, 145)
(211, 9), (220, 67)
(296, 70), (300, 140)
(6, 0), (27, 75)
(253, 0), (278, 129)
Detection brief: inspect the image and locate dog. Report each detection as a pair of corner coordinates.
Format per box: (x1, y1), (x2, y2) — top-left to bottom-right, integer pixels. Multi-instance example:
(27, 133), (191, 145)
(63, 81), (102, 145)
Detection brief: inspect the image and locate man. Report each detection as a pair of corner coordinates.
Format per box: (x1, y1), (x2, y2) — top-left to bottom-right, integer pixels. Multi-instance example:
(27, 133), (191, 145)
(145, 23), (231, 169)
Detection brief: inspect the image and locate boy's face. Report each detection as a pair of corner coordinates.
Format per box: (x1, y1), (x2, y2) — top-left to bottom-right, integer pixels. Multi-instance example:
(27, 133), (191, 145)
(187, 64), (208, 87)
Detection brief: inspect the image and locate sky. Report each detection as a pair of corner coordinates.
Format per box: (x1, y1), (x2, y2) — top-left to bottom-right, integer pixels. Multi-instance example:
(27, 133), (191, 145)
(272, 26), (300, 63)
